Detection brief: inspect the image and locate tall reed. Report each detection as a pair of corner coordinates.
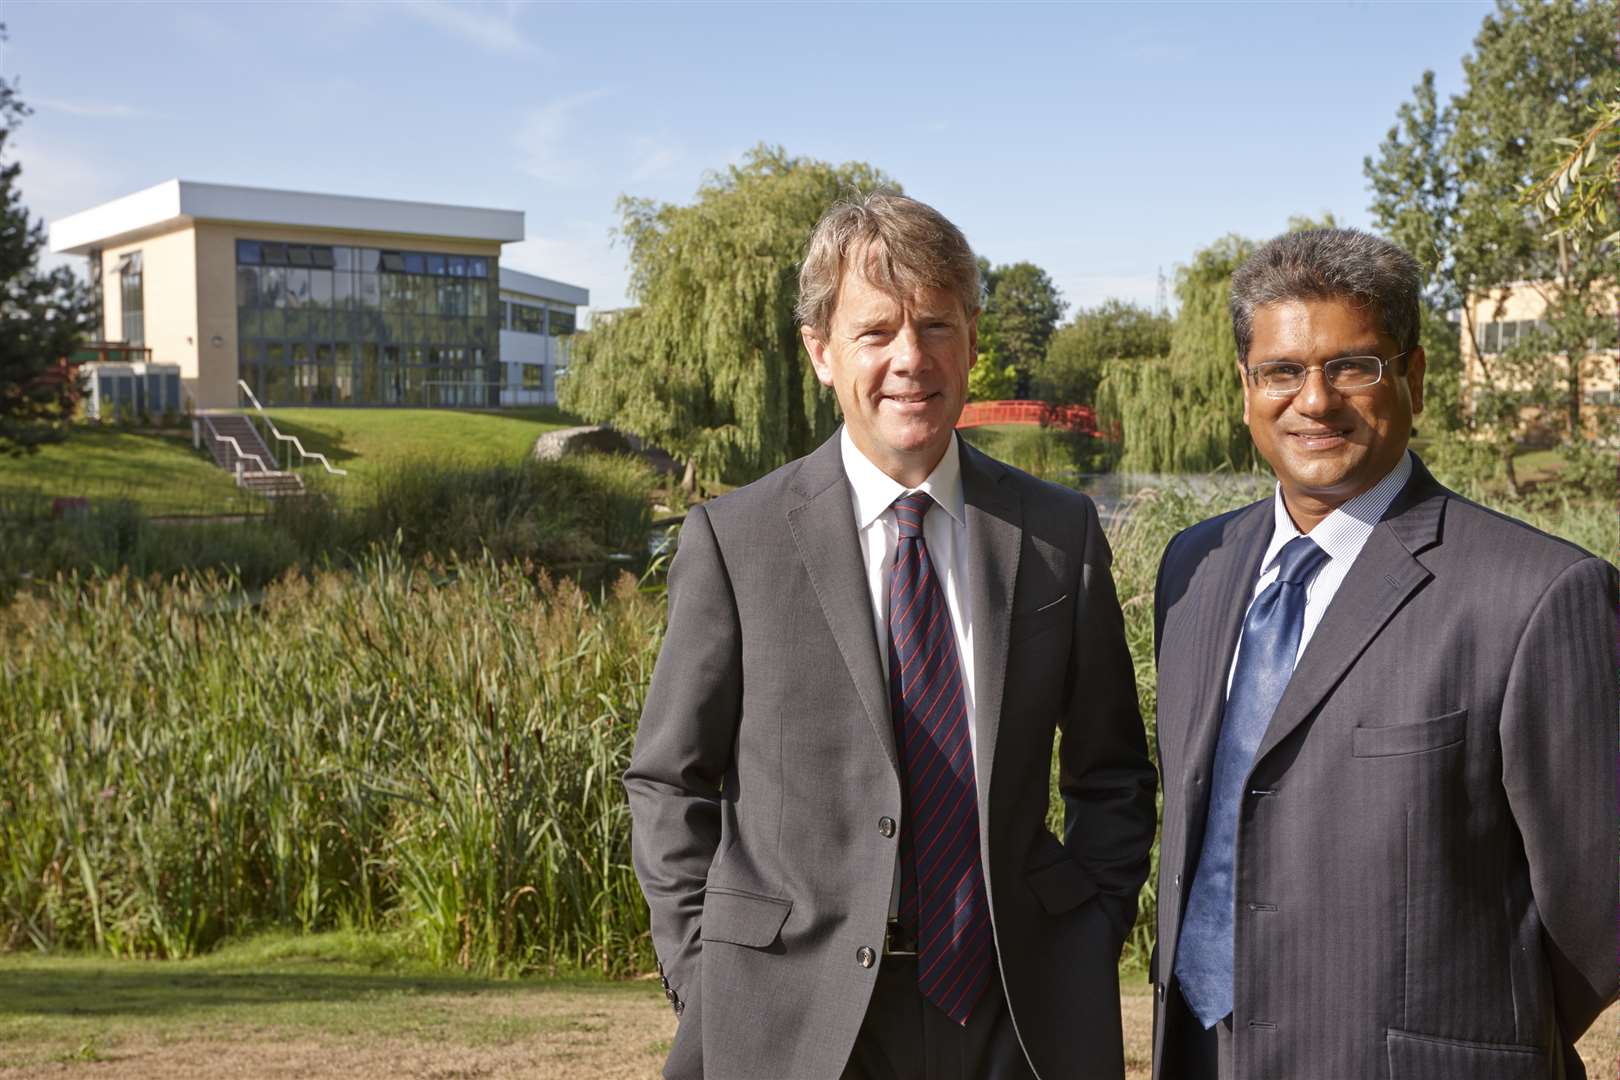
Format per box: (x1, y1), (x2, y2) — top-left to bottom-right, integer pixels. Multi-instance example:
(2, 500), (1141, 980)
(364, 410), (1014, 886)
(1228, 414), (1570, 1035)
(0, 550), (663, 976)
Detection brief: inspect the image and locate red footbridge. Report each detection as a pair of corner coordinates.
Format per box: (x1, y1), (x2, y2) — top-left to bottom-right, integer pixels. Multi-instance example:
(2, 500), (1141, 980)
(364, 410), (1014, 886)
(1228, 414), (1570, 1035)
(956, 400), (1103, 438)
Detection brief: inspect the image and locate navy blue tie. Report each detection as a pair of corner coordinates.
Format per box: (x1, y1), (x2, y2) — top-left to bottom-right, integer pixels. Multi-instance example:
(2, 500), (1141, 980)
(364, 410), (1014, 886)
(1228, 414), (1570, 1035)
(1174, 534), (1330, 1028)
(888, 492), (992, 1025)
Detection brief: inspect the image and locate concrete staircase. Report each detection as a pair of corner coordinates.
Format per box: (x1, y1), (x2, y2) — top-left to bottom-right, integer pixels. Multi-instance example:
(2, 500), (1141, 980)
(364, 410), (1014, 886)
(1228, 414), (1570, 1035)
(198, 414), (306, 498)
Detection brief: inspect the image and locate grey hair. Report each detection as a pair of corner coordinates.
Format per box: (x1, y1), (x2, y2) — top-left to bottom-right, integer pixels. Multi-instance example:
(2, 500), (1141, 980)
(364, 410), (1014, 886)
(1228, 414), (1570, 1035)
(1229, 228), (1422, 366)
(796, 191), (981, 336)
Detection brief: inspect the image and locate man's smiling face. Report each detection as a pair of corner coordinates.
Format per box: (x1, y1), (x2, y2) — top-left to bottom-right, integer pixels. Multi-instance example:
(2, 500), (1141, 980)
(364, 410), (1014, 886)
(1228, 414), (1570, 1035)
(1242, 296), (1424, 530)
(802, 248), (977, 485)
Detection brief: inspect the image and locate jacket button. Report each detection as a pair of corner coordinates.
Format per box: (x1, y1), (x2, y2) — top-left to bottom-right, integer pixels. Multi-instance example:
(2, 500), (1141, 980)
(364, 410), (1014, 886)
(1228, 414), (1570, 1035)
(857, 946), (876, 968)
(878, 816), (896, 838)
(1174, 873), (1182, 888)
(1156, 982), (1166, 1002)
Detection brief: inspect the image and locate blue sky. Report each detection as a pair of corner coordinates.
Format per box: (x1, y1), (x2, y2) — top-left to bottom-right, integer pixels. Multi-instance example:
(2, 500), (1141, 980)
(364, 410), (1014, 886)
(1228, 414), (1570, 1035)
(8, 1), (1493, 320)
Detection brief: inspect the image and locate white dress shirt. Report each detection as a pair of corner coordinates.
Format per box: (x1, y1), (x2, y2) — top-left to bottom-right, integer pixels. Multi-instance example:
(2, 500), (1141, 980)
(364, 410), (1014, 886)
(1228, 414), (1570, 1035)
(1227, 451), (1413, 696)
(841, 427), (978, 920)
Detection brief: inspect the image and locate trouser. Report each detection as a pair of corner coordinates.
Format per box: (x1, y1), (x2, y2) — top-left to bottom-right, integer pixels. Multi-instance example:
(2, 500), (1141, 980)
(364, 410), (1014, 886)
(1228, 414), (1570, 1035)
(1161, 978), (1233, 1080)
(841, 954), (1037, 1080)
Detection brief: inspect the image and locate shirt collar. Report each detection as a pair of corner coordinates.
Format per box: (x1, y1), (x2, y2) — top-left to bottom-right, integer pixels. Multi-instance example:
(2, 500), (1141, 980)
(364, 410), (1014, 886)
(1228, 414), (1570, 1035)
(1260, 450), (1413, 573)
(840, 426), (966, 530)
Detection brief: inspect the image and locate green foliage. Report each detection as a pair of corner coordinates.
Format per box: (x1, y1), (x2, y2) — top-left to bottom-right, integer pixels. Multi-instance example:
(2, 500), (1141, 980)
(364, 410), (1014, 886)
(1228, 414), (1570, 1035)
(0, 554), (664, 975)
(979, 261), (1066, 380)
(1037, 299), (1171, 405)
(966, 355), (1018, 401)
(0, 454), (656, 596)
(1525, 85), (1620, 248)
(561, 146), (891, 485)
(958, 425), (1098, 483)
(0, 54), (96, 456)
(1096, 235), (1258, 473)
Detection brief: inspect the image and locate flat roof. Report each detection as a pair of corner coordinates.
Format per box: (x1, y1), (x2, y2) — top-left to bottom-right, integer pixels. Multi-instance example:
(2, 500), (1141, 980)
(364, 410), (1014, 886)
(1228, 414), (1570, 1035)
(500, 266), (589, 308)
(50, 179), (525, 255)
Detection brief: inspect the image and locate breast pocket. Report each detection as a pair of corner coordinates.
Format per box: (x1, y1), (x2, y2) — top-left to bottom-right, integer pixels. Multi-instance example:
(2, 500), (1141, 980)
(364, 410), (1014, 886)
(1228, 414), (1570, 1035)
(1352, 708), (1467, 758)
(1009, 594), (1071, 644)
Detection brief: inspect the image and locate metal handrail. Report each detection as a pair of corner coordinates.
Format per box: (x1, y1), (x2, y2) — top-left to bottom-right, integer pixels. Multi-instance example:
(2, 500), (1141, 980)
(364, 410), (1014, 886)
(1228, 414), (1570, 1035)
(236, 380), (349, 476)
(201, 414), (275, 480)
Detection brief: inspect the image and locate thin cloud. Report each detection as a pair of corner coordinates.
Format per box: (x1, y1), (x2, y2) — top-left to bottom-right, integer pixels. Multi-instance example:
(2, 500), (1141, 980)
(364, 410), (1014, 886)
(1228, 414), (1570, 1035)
(515, 90), (613, 185)
(626, 136), (683, 184)
(400, 0), (535, 56)
(34, 98), (149, 119)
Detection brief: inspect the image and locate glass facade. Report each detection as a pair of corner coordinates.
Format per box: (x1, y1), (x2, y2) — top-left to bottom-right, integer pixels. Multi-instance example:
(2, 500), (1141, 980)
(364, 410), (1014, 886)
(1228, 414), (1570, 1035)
(119, 251), (144, 346)
(235, 239), (499, 405)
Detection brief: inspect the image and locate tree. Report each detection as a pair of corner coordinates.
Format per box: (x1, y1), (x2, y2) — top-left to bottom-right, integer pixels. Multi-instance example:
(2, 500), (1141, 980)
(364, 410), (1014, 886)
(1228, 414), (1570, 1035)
(979, 261), (1065, 387)
(1036, 299), (1170, 405)
(0, 50), (93, 456)
(1365, 0), (1616, 466)
(560, 146), (892, 489)
(966, 354), (1016, 401)
(1096, 235), (1258, 473)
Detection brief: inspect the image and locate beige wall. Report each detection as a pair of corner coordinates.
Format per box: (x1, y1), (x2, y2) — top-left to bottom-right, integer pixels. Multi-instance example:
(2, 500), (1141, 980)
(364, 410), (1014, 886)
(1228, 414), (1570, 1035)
(101, 228), (201, 406)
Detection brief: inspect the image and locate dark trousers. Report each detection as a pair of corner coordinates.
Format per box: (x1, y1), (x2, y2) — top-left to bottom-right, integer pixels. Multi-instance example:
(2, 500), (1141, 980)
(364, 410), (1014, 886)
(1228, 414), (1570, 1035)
(1160, 979), (1233, 1080)
(841, 955), (1036, 1080)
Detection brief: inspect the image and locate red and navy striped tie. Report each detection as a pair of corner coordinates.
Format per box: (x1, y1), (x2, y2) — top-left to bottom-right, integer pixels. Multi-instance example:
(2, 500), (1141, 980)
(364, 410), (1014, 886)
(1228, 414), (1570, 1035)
(888, 491), (992, 1025)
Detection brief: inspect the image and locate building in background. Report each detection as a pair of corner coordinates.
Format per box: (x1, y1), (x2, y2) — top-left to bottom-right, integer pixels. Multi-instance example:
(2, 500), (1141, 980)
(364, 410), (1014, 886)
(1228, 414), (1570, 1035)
(499, 268), (587, 407)
(49, 180), (587, 411)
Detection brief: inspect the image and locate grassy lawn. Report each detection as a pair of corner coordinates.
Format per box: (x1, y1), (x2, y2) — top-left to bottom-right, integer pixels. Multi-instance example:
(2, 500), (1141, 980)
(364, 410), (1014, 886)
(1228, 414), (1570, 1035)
(0, 427), (254, 517)
(1, 933), (1609, 1079)
(0, 409), (583, 519)
(249, 406), (582, 496)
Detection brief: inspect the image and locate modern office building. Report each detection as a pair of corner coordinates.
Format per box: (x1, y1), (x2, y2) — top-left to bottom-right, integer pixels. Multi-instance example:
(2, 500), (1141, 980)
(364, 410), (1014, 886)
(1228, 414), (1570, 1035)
(49, 180), (588, 410)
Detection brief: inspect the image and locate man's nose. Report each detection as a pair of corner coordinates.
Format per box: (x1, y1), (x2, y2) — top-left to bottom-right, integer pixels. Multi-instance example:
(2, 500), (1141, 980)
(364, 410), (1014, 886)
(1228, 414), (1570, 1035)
(888, 323), (927, 371)
(1291, 366), (1341, 415)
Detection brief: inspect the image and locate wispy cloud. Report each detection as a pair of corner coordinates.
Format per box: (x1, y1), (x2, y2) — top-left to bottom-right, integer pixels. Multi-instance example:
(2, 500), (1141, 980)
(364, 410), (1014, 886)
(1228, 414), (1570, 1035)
(514, 90), (613, 185)
(34, 98), (149, 119)
(626, 135), (683, 184)
(400, 0), (534, 56)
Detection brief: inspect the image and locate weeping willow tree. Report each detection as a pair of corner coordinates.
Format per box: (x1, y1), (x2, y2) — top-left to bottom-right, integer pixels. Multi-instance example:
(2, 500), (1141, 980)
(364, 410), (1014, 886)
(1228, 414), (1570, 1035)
(1097, 234), (1258, 473)
(561, 145), (896, 489)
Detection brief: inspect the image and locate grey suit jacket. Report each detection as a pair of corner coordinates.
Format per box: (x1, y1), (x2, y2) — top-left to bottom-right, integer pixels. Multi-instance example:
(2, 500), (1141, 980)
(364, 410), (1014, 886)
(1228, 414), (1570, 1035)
(626, 431), (1157, 1080)
(1150, 455), (1619, 1080)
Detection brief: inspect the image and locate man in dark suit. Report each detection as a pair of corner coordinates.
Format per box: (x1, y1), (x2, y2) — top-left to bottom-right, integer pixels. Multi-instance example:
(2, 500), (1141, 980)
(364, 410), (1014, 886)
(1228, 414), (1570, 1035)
(1151, 227), (1618, 1079)
(626, 192), (1156, 1080)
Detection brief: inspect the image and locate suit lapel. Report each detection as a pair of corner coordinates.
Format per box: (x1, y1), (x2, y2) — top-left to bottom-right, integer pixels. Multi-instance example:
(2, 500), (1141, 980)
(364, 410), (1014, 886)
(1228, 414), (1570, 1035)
(786, 434), (898, 773)
(1252, 468), (1444, 766)
(959, 441), (1021, 828)
(1176, 499), (1272, 874)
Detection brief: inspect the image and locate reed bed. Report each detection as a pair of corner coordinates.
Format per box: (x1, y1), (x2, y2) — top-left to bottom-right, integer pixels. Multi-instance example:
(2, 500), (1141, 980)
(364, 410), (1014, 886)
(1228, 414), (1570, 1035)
(0, 551), (663, 976)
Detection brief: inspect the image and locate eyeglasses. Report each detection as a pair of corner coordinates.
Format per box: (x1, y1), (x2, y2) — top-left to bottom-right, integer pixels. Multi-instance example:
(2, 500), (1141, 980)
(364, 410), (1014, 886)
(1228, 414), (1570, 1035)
(1244, 351), (1407, 398)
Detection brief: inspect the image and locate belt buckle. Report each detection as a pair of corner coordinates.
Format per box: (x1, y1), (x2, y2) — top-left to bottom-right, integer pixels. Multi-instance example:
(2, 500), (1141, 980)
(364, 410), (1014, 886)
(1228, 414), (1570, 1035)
(884, 920), (917, 957)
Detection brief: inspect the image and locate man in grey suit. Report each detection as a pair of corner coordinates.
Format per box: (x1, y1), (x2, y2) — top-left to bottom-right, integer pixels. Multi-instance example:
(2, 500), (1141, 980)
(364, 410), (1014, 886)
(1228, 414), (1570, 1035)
(1151, 228), (1618, 1079)
(626, 192), (1157, 1080)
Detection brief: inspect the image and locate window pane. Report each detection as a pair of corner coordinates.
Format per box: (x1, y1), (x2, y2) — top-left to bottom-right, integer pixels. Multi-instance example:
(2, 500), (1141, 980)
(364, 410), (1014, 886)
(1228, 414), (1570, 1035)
(237, 266), (260, 307)
(261, 308), (285, 338)
(334, 271), (355, 310)
(403, 252), (426, 275)
(359, 272), (380, 310)
(286, 268), (310, 309)
(468, 256), (488, 278)
(333, 246), (353, 272)
(448, 255), (467, 277)
(237, 240), (262, 265)
(311, 269), (333, 309)
(288, 245), (313, 268)
(311, 246), (335, 269)
(1500, 320), (1517, 348)
(1482, 322), (1499, 353)
(426, 254), (447, 276)
(381, 251), (406, 273)
(549, 309), (576, 335)
(238, 307), (260, 337)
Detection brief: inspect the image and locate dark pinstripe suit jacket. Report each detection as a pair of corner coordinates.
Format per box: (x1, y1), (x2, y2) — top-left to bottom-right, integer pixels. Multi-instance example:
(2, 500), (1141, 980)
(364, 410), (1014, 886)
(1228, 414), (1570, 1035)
(627, 433), (1156, 1080)
(1149, 456), (1618, 1080)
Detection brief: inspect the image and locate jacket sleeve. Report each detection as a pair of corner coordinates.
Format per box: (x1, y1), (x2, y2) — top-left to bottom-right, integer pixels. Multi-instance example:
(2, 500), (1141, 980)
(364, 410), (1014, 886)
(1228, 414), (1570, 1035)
(623, 503), (743, 1008)
(1059, 496), (1158, 940)
(1499, 555), (1619, 1043)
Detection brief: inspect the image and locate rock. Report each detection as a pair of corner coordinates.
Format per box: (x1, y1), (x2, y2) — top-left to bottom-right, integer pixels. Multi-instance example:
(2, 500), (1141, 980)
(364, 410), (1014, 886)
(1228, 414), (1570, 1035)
(530, 425), (636, 461)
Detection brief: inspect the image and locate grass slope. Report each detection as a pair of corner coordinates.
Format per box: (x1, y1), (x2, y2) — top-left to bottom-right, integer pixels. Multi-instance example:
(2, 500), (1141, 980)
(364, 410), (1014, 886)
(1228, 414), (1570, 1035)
(0, 409), (582, 518)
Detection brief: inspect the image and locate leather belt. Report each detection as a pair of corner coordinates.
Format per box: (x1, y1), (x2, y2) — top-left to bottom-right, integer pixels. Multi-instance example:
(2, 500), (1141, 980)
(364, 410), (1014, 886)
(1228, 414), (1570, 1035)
(884, 919), (918, 957)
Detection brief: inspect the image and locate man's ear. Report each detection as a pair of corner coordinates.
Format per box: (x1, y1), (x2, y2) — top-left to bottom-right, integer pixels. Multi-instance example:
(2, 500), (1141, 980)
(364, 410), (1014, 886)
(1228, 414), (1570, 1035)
(1404, 345), (1426, 416)
(1237, 361), (1251, 424)
(802, 325), (836, 388)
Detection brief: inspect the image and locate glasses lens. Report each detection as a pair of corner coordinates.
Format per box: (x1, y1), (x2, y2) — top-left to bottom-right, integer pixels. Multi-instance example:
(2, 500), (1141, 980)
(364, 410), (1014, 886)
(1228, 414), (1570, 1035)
(1325, 356), (1383, 389)
(1252, 362), (1304, 393)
